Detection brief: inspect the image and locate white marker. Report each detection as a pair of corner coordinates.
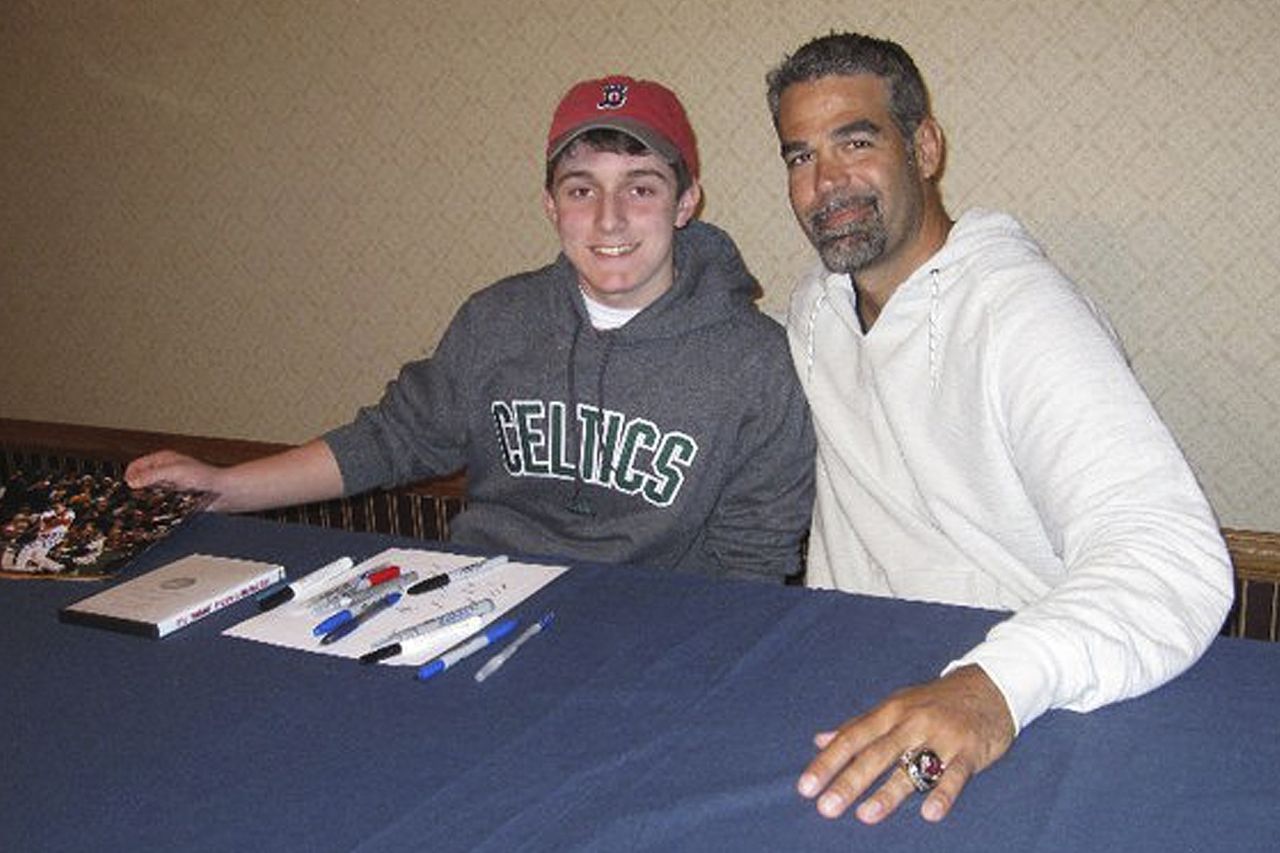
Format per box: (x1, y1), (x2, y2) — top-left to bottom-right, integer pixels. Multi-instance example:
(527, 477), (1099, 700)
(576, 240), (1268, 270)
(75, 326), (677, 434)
(256, 556), (354, 610)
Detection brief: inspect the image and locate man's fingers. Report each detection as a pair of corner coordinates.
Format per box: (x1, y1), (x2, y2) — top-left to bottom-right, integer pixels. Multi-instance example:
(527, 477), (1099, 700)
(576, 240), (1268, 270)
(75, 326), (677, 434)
(798, 709), (898, 800)
(855, 744), (973, 824)
(804, 728), (907, 819)
(853, 757), (920, 824)
(799, 670), (1015, 823)
(798, 726), (863, 799)
(920, 752), (971, 822)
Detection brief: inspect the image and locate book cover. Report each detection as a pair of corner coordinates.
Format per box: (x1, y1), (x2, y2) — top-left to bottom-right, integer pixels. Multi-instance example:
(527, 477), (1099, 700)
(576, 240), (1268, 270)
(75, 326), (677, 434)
(59, 553), (285, 638)
(0, 470), (211, 581)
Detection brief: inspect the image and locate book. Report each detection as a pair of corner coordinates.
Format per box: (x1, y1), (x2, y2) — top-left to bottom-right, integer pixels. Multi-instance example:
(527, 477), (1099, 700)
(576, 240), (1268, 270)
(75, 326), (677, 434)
(59, 553), (285, 638)
(1, 469), (212, 581)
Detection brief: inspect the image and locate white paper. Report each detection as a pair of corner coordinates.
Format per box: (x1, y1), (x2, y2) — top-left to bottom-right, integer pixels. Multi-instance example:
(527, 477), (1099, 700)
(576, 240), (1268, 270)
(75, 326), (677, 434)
(223, 548), (567, 665)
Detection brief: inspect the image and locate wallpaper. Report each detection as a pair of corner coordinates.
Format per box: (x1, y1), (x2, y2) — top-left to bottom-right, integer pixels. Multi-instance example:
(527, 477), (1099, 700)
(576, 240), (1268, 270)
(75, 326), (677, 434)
(2, 0), (1277, 529)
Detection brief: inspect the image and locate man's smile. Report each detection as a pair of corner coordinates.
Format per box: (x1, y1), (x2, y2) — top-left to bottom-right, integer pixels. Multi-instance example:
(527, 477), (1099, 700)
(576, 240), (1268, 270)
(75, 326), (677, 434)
(810, 195), (878, 234)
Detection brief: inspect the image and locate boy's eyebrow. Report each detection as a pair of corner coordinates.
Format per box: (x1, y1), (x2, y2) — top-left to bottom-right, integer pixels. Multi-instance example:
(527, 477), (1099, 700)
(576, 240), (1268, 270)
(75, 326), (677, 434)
(779, 139), (809, 159)
(624, 167), (674, 183)
(553, 166), (674, 190)
(552, 169), (590, 189)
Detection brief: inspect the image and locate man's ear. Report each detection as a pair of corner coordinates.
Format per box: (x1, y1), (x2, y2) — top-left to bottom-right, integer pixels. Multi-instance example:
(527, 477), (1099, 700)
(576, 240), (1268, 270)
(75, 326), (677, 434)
(542, 188), (559, 225)
(674, 181), (702, 228)
(913, 117), (945, 181)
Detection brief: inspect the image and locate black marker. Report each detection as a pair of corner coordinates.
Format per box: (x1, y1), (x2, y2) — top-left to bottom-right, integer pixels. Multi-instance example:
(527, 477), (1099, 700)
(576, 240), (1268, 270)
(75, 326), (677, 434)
(407, 555), (509, 595)
(358, 614), (485, 664)
(319, 591), (401, 646)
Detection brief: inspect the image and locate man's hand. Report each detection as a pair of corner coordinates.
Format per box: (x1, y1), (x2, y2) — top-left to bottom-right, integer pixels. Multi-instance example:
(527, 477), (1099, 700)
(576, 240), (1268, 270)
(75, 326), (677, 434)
(797, 664), (1015, 824)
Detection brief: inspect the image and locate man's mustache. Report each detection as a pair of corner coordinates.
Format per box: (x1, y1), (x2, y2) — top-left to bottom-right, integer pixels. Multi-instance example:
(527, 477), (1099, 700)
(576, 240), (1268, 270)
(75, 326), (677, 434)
(808, 193), (880, 232)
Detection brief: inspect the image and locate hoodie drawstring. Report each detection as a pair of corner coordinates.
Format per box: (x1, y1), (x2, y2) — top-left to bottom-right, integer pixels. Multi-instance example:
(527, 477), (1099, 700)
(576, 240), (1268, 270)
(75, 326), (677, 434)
(803, 289), (829, 382)
(564, 319), (593, 516)
(564, 321), (615, 517)
(928, 268), (942, 389)
(805, 270), (943, 388)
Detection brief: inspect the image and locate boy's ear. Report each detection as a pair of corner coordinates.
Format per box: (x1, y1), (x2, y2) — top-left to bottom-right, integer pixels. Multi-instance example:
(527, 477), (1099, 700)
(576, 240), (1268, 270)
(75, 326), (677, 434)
(542, 188), (559, 225)
(674, 182), (702, 228)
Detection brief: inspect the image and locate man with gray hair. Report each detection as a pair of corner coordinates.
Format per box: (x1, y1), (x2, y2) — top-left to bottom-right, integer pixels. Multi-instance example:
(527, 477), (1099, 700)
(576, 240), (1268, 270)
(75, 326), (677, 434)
(767, 31), (1231, 824)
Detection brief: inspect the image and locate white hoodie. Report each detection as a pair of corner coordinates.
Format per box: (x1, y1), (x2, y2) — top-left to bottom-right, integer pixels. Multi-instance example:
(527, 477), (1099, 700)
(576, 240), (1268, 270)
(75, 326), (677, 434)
(787, 209), (1233, 732)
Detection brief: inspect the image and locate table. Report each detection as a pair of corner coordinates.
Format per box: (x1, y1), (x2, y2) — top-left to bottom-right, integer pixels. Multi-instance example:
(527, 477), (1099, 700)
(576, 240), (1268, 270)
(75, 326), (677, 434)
(4, 514), (1278, 852)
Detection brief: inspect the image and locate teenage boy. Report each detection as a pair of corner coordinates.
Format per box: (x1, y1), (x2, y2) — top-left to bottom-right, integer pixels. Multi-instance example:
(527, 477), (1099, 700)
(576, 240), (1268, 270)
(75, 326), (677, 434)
(128, 75), (815, 581)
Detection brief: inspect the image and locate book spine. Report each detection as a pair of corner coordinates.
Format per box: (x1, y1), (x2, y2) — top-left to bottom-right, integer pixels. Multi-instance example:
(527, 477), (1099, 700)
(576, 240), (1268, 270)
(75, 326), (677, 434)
(155, 567), (286, 637)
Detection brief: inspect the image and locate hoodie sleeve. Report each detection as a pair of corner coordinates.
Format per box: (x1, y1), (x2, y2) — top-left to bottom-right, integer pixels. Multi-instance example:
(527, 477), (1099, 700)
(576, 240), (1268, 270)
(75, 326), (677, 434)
(322, 300), (477, 495)
(947, 274), (1232, 733)
(702, 327), (817, 582)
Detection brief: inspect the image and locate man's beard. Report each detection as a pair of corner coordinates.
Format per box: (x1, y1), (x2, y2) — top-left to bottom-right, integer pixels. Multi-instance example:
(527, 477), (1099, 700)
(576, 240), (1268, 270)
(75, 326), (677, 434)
(805, 193), (888, 274)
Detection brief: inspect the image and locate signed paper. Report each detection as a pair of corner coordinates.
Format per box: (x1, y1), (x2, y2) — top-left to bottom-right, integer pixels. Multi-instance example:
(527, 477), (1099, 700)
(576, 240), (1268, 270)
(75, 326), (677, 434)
(224, 548), (567, 665)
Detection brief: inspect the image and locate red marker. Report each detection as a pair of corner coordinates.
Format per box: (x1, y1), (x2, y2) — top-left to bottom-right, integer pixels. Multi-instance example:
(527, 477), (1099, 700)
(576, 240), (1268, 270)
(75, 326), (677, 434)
(307, 564), (402, 616)
(364, 565), (401, 586)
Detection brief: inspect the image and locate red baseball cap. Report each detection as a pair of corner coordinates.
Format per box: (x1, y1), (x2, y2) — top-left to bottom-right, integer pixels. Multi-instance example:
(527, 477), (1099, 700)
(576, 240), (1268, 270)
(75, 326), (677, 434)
(546, 75), (699, 182)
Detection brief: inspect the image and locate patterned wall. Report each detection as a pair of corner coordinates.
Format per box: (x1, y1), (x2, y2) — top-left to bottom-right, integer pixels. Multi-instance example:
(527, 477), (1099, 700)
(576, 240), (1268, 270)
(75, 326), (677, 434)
(2, 1), (1277, 529)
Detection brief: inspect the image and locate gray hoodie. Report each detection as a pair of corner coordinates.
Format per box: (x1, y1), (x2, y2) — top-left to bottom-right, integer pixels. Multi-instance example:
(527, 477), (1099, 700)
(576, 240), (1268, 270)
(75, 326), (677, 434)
(325, 220), (815, 580)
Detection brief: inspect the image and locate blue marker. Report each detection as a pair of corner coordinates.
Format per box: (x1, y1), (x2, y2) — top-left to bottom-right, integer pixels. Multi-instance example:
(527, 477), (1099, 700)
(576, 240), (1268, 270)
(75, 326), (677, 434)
(416, 618), (519, 682)
(312, 584), (386, 637)
(319, 591), (401, 646)
(314, 582), (409, 637)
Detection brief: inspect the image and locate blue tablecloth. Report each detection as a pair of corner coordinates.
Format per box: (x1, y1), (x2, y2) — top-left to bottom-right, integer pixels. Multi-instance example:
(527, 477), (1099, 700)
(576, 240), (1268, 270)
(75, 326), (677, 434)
(4, 514), (1278, 852)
